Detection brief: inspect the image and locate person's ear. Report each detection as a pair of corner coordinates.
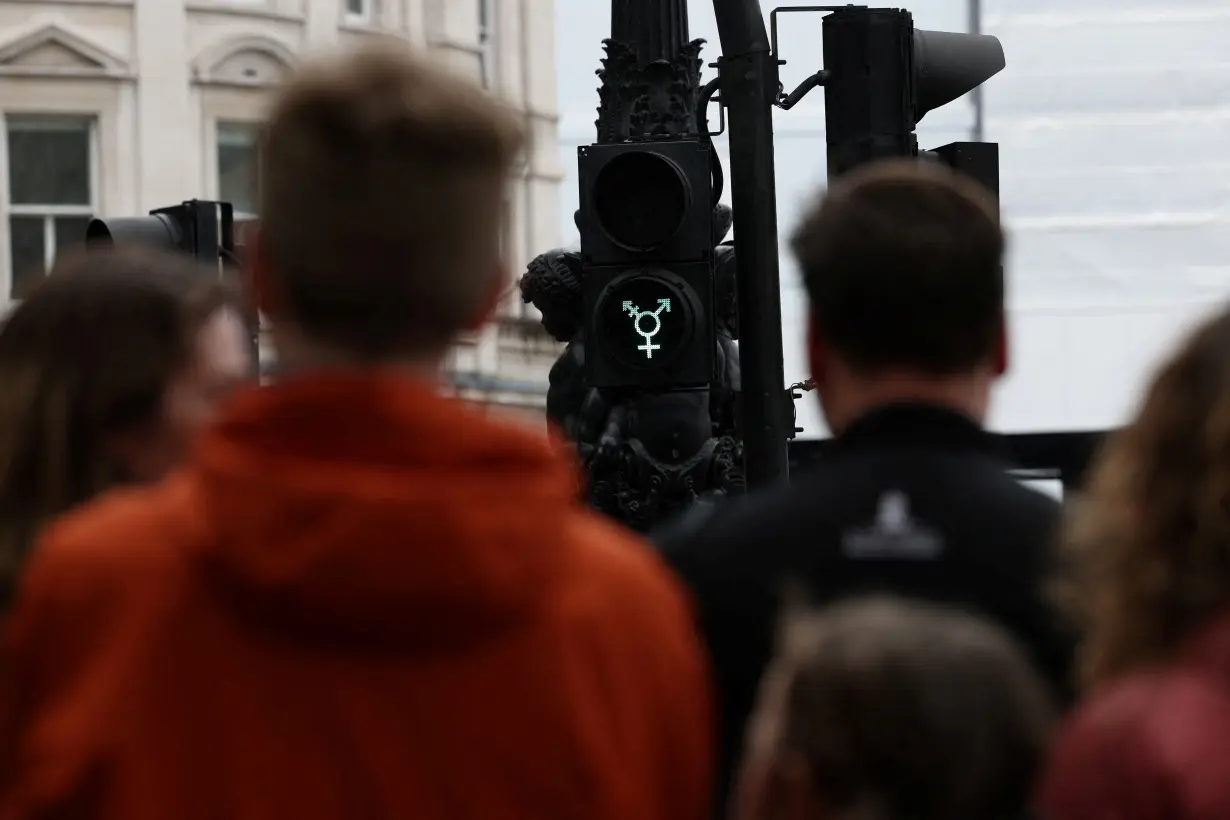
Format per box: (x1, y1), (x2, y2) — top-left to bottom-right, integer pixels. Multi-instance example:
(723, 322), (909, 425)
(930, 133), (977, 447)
(807, 312), (829, 387)
(463, 262), (510, 334)
(992, 310), (1009, 377)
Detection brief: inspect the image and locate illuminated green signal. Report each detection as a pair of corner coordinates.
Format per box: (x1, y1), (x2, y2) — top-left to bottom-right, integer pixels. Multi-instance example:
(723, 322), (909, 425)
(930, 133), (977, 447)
(622, 298), (672, 359)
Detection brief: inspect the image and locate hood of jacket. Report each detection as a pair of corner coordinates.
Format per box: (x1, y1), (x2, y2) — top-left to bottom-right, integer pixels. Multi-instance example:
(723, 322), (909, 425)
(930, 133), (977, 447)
(188, 371), (583, 650)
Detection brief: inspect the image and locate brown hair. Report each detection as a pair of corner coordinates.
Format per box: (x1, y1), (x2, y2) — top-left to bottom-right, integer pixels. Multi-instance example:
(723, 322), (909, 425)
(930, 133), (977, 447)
(767, 596), (1052, 820)
(1058, 306), (1230, 689)
(791, 159), (1004, 375)
(0, 247), (233, 610)
(258, 41), (526, 359)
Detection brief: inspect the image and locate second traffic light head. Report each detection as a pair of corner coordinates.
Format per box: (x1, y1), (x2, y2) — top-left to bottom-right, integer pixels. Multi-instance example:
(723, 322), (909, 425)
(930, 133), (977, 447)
(913, 28), (1005, 123)
(86, 212), (184, 250)
(822, 7), (1005, 178)
(85, 200), (235, 264)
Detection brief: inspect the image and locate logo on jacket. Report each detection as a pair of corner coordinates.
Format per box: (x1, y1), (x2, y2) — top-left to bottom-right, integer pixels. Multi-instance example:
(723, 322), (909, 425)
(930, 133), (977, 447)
(841, 491), (944, 560)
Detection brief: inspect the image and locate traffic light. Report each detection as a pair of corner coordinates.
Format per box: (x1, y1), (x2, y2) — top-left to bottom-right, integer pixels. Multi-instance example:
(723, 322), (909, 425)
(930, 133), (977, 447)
(86, 200), (236, 265)
(577, 139), (715, 389)
(821, 6), (1005, 189)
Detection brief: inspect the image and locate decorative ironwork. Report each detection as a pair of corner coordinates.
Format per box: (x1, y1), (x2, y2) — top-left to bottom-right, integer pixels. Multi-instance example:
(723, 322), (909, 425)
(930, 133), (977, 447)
(596, 0), (705, 142)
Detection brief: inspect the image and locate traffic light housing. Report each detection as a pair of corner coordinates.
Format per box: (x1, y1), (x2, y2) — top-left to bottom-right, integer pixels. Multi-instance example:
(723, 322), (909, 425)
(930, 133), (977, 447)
(926, 140), (999, 203)
(577, 139), (715, 389)
(86, 199), (256, 367)
(86, 200), (236, 265)
(821, 7), (1004, 184)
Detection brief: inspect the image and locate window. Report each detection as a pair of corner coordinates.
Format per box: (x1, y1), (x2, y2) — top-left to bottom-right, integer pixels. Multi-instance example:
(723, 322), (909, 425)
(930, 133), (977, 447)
(478, 0), (495, 88)
(5, 115), (95, 300)
(217, 121), (260, 220)
(499, 196), (523, 317)
(345, 0), (372, 23)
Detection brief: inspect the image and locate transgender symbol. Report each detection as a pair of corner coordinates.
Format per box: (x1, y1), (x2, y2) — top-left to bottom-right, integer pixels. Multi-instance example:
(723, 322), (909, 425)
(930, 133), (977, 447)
(622, 298), (672, 360)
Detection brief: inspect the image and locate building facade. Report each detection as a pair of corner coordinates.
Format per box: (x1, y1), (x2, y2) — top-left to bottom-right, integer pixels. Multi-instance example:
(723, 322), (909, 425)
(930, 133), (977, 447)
(0, 0), (563, 422)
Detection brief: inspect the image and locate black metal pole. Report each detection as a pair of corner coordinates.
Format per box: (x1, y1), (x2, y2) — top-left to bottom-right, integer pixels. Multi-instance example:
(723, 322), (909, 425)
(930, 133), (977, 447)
(712, 0), (790, 487)
(969, 0), (985, 141)
(611, 0), (689, 66)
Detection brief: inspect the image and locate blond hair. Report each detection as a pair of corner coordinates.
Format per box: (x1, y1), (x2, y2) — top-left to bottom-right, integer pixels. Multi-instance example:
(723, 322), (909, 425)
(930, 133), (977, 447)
(258, 41), (526, 358)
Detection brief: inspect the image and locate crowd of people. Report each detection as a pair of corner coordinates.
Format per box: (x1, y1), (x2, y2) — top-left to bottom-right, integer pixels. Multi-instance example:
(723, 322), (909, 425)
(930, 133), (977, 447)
(0, 40), (1227, 820)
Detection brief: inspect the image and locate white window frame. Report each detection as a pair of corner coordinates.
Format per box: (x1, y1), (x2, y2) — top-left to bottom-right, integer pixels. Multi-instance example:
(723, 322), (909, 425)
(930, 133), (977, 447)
(2, 113), (99, 293)
(215, 119), (260, 222)
(344, 0), (374, 25)
(478, 0), (496, 89)
(497, 194), (523, 319)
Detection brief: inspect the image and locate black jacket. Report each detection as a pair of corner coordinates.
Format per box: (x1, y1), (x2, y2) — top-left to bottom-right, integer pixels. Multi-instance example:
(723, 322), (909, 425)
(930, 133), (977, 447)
(655, 403), (1072, 811)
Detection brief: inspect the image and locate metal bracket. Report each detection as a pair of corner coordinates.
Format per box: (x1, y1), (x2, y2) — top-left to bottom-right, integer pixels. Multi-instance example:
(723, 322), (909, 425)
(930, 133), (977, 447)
(769, 5), (865, 62)
(703, 62), (728, 138)
(708, 92), (727, 138)
(768, 5), (862, 109)
(733, 382), (813, 441)
(777, 71), (829, 110)
(786, 379), (815, 439)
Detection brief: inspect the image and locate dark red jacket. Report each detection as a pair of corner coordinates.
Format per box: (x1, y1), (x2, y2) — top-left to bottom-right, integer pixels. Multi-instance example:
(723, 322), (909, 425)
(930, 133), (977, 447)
(1039, 611), (1230, 820)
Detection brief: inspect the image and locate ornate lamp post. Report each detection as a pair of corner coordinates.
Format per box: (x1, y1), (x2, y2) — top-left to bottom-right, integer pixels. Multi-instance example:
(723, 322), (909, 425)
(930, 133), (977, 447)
(520, 0), (747, 531)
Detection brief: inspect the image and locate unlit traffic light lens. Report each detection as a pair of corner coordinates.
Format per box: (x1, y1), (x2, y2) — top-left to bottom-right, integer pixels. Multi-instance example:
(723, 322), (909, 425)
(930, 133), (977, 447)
(592, 151), (689, 251)
(596, 272), (691, 369)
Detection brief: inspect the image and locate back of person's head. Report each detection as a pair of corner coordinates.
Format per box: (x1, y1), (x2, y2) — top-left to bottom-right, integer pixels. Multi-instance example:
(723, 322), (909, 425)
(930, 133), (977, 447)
(254, 41), (526, 362)
(0, 247), (245, 610)
(735, 596), (1053, 820)
(791, 160), (1005, 379)
(1061, 305), (1230, 690)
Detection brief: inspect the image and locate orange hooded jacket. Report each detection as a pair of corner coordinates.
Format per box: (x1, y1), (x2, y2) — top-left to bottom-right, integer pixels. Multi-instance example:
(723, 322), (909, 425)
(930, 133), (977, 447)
(0, 373), (713, 820)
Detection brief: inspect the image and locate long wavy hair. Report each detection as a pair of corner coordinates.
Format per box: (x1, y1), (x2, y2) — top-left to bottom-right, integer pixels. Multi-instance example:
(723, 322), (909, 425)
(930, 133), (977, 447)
(1059, 306), (1230, 690)
(0, 247), (234, 613)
